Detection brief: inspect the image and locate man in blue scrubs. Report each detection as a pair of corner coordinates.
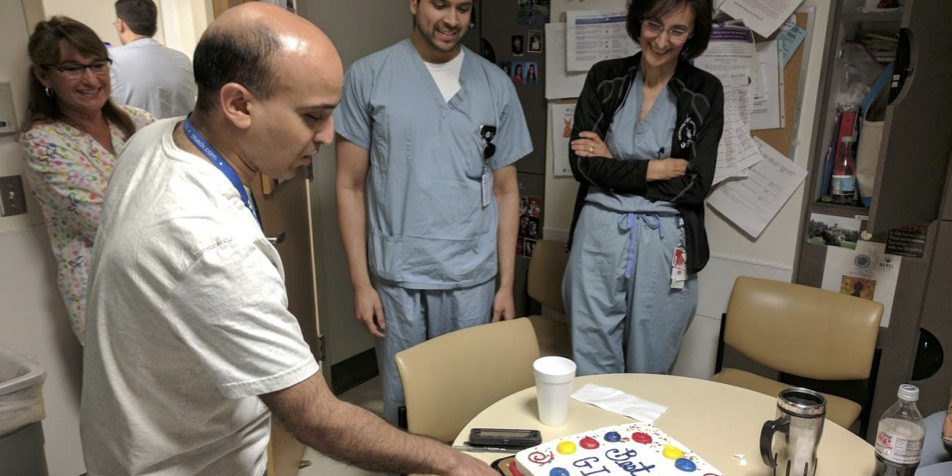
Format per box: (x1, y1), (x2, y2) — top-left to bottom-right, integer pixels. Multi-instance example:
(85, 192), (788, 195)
(335, 0), (532, 425)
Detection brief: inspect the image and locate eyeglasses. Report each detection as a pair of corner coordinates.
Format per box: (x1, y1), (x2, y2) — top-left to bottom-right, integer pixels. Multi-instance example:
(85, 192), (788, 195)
(45, 59), (112, 80)
(641, 19), (691, 42)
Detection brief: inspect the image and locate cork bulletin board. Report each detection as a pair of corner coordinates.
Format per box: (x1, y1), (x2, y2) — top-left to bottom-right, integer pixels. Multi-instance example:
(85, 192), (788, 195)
(751, 9), (815, 158)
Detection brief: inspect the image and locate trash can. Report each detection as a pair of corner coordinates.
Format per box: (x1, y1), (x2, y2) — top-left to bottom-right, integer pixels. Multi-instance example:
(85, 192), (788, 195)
(0, 344), (49, 476)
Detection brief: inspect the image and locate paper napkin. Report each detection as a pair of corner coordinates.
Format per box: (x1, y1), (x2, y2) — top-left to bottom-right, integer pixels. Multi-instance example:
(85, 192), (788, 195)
(570, 383), (668, 423)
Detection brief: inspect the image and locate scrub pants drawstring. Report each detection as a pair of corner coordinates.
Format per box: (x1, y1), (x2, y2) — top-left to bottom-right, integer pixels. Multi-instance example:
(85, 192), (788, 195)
(618, 212), (664, 279)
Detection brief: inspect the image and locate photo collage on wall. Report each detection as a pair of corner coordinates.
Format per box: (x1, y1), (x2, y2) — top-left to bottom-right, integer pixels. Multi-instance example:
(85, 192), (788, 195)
(496, 0), (548, 87)
(518, 196), (543, 257)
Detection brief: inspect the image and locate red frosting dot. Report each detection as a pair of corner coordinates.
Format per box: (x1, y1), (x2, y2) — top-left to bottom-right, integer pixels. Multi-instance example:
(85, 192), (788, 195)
(632, 432), (652, 444)
(580, 437), (600, 449)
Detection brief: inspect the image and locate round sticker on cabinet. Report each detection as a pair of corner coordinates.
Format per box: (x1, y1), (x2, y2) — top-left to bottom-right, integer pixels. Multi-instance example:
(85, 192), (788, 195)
(854, 254), (871, 268)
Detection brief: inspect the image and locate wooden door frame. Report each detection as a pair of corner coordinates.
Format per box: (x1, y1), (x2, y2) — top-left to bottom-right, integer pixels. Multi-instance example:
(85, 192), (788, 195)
(212, 0), (254, 18)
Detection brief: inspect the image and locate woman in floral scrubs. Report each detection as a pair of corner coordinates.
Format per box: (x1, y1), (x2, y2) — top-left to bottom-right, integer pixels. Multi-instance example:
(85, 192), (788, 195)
(20, 17), (153, 343)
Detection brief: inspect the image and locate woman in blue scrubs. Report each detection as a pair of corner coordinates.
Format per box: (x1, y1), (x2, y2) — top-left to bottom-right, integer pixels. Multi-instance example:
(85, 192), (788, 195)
(563, 0), (724, 375)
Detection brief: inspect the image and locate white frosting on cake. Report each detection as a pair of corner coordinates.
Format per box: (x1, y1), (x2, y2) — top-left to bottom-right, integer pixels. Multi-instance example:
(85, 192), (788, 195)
(514, 421), (723, 476)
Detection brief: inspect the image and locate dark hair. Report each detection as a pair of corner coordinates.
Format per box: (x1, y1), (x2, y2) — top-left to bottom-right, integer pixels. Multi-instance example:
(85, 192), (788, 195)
(192, 20), (281, 114)
(23, 16), (135, 136)
(115, 0), (158, 37)
(626, 0), (713, 60)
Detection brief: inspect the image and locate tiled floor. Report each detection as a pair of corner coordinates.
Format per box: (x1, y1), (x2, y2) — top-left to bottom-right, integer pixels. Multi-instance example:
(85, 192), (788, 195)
(298, 376), (386, 476)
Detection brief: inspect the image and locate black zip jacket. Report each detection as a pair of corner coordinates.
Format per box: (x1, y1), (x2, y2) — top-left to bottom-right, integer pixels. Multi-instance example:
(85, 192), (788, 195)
(567, 53), (724, 274)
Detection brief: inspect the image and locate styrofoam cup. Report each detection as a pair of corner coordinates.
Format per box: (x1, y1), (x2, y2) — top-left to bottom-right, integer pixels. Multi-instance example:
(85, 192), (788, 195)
(533, 356), (576, 426)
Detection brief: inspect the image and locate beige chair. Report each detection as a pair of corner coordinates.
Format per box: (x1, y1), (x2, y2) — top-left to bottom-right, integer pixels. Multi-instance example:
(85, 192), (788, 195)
(524, 239), (571, 358)
(712, 276), (884, 433)
(395, 318), (542, 443)
(394, 239), (571, 443)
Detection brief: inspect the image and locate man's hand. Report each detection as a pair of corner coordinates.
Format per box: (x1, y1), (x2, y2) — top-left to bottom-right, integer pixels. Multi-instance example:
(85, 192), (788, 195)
(646, 158), (689, 181)
(264, 373), (500, 476)
(445, 451), (502, 476)
(491, 287), (515, 322)
(354, 283), (385, 337)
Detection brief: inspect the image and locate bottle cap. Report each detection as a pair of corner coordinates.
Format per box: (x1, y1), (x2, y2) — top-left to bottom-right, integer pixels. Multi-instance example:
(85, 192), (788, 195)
(898, 384), (919, 401)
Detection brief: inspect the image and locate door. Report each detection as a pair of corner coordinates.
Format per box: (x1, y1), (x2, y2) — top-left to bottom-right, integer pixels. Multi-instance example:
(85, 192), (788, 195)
(211, 0), (251, 16)
(866, 0), (952, 232)
(254, 172), (323, 476)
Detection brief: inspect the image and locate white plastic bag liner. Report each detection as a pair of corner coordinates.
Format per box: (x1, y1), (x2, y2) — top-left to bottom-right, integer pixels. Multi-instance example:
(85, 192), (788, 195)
(856, 119), (884, 207)
(0, 345), (46, 437)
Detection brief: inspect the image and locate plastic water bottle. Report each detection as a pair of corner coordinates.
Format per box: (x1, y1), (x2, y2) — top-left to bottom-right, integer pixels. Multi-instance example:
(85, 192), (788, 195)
(874, 384), (925, 476)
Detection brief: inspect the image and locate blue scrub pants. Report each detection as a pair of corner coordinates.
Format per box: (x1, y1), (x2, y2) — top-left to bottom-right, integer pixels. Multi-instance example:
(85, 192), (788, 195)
(563, 203), (697, 376)
(373, 277), (496, 425)
(917, 411), (952, 475)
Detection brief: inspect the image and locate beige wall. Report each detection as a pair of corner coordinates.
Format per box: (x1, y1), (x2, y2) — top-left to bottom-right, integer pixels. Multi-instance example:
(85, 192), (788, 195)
(157, 0), (213, 59)
(39, 0), (155, 47)
(0, 2), (208, 474)
(36, 0), (208, 59)
(0, 2), (87, 475)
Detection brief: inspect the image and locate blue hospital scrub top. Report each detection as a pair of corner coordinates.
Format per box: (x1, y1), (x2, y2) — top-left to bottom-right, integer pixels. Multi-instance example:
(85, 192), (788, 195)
(587, 69), (678, 215)
(334, 40), (532, 289)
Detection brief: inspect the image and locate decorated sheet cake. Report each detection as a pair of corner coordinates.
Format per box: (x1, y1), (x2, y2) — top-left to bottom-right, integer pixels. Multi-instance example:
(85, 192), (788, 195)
(513, 421), (724, 476)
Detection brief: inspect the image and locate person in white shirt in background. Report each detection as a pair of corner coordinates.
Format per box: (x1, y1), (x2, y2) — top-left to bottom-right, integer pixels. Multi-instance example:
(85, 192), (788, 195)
(110, 0), (196, 118)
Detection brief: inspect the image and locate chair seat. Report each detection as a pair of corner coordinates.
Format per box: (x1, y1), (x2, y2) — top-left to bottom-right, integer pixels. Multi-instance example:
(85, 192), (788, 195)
(712, 368), (862, 429)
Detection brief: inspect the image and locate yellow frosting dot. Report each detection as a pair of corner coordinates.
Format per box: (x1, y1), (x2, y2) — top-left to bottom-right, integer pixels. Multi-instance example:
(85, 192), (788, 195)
(556, 441), (577, 455)
(662, 445), (684, 459)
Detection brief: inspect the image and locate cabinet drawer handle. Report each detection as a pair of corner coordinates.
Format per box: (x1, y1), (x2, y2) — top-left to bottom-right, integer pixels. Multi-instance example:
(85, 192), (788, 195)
(267, 232), (286, 245)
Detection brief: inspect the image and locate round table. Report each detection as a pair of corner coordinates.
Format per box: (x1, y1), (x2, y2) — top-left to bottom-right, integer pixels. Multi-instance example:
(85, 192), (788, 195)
(453, 374), (875, 475)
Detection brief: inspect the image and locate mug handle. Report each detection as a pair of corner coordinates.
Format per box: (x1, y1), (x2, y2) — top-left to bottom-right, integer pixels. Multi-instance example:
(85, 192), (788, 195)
(760, 416), (789, 468)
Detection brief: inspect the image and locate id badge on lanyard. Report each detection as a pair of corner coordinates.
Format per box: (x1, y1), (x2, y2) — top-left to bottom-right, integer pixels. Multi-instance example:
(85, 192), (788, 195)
(671, 216), (687, 289)
(183, 115), (261, 226)
(481, 165), (492, 207)
(479, 125), (497, 208)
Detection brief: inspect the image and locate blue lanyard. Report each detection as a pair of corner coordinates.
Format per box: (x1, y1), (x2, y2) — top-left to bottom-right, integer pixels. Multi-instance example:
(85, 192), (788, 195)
(183, 115), (260, 225)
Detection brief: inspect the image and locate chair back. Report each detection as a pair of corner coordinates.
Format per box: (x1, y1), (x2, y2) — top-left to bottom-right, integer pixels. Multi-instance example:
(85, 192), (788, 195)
(524, 239), (571, 358)
(526, 315), (571, 359)
(395, 318), (542, 443)
(724, 276), (884, 380)
(527, 239), (568, 314)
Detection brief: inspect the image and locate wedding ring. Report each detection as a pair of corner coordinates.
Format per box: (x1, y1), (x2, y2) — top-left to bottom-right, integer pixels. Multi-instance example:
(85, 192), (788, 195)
(589, 146), (594, 153)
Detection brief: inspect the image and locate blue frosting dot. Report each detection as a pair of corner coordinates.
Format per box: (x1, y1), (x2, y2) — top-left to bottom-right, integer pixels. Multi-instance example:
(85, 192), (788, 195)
(674, 458), (696, 472)
(550, 467), (570, 476)
(604, 431), (621, 442)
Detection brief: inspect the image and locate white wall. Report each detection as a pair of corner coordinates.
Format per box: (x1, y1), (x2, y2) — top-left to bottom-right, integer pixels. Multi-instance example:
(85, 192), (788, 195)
(301, 0), (411, 368)
(157, 0), (213, 60)
(0, 227), (85, 476)
(0, 2), (87, 475)
(547, 0), (833, 378)
(0, 2), (209, 474)
(39, 0), (157, 46)
(37, 0), (202, 59)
